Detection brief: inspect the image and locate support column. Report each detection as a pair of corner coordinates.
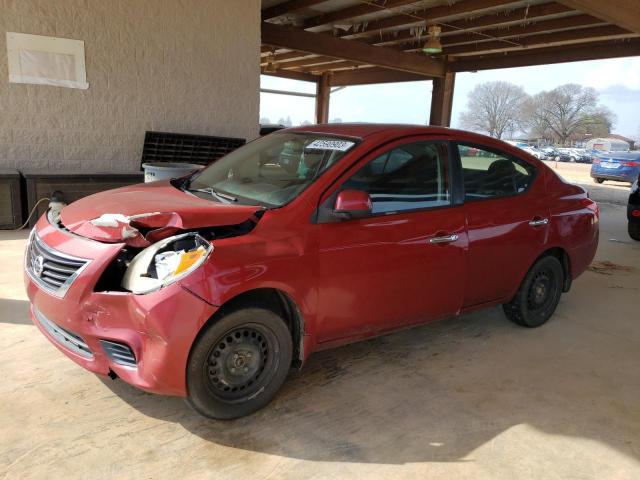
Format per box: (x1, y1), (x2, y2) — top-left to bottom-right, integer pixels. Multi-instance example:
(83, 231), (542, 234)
(429, 71), (456, 127)
(315, 72), (331, 124)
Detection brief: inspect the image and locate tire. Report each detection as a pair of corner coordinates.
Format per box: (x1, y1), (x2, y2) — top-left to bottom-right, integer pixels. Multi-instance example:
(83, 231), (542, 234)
(629, 221), (640, 241)
(593, 177), (605, 184)
(503, 256), (564, 328)
(570, 156), (576, 163)
(186, 307), (292, 419)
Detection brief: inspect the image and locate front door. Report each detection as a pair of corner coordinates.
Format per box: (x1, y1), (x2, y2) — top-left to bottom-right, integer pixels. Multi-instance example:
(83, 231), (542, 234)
(313, 138), (467, 343)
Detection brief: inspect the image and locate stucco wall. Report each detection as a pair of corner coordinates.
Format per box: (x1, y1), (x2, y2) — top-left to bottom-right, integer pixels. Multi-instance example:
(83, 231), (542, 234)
(0, 0), (260, 172)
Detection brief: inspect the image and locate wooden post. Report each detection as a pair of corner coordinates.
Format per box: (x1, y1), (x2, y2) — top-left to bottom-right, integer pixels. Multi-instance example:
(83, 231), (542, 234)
(315, 72), (331, 124)
(429, 71), (456, 127)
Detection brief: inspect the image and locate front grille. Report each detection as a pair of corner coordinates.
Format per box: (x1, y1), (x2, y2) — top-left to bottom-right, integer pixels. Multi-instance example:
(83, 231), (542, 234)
(100, 340), (137, 367)
(33, 307), (93, 358)
(26, 232), (89, 297)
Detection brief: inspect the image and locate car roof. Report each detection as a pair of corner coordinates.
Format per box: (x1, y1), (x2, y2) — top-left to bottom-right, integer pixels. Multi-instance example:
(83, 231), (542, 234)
(284, 123), (468, 140)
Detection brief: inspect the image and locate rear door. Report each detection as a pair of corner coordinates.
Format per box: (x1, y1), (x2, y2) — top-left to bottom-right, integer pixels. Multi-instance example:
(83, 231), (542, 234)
(313, 137), (467, 343)
(455, 143), (550, 307)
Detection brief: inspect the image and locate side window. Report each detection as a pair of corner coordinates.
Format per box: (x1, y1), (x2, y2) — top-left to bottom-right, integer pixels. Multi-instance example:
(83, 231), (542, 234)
(342, 142), (450, 214)
(457, 143), (535, 200)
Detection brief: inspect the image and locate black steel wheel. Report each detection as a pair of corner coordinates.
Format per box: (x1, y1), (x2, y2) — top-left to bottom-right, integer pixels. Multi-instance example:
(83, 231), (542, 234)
(503, 256), (564, 328)
(187, 308), (292, 419)
(593, 177), (605, 184)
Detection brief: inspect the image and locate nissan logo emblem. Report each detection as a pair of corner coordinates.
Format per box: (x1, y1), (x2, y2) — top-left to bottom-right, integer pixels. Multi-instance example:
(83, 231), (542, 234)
(33, 255), (45, 277)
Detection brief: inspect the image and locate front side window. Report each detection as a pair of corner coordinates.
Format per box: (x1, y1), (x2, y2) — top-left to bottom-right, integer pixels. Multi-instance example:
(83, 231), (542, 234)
(189, 133), (358, 207)
(342, 142), (450, 214)
(457, 144), (535, 200)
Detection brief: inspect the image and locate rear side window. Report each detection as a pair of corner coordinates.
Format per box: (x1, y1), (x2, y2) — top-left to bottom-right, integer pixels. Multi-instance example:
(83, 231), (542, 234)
(457, 143), (535, 200)
(342, 142), (450, 214)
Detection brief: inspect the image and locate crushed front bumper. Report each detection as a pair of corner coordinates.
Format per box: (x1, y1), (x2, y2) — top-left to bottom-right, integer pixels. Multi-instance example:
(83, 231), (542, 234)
(25, 215), (218, 396)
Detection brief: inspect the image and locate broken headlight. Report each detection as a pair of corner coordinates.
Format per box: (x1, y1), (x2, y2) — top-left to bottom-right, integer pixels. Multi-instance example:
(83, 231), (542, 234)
(122, 233), (212, 294)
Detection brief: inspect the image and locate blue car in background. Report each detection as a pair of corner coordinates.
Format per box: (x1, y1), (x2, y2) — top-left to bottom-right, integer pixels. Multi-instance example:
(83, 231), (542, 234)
(591, 151), (640, 184)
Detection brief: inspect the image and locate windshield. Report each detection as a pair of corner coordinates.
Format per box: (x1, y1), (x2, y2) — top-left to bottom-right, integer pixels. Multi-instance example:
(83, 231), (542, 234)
(188, 133), (358, 207)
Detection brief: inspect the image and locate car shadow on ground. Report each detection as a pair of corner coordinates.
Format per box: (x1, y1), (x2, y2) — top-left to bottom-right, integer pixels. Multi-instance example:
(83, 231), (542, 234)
(99, 304), (640, 465)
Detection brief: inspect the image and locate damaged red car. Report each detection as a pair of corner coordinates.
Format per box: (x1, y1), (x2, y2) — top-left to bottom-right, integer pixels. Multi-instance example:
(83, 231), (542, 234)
(25, 124), (599, 419)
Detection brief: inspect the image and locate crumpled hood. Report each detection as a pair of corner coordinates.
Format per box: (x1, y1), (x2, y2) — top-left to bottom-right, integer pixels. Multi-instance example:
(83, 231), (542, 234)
(61, 180), (262, 245)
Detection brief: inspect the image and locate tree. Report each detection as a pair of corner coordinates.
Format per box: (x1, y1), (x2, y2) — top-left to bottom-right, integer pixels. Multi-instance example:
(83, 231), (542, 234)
(259, 116), (272, 124)
(575, 106), (616, 139)
(459, 81), (529, 139)
(524, 84), (614, 145)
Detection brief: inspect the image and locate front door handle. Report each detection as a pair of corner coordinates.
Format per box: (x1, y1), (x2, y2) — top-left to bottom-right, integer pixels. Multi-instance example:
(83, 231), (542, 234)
(529, 217), (549, 227)
(429, 234), (459, 244)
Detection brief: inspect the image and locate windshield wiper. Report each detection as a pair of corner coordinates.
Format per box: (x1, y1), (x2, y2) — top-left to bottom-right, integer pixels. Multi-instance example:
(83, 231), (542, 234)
(188, 187), (238, 204)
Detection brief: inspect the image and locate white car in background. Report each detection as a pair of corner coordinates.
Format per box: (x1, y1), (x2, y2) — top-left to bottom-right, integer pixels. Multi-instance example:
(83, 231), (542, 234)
(520, 145), (546, 160)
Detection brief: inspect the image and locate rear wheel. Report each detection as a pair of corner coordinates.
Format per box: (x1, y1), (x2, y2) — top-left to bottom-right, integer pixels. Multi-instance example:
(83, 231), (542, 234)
(593, 177), (605, 184)
(570, 156), (576, 162)
(629, 221), (640, 241)
(503, 256), (564, 328)
(186, 308), (292, 419)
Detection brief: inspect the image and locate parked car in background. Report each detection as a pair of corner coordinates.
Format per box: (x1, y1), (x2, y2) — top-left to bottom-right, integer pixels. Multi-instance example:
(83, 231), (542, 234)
(520, 145), (546, 160)
(591, 151), (640, 184)
(542, 147), (560, 159)
(557, 148), (591, 163)
(628, 175), (640, 240)
(259, 124), (285, 136)
(24, 124), (599, 419)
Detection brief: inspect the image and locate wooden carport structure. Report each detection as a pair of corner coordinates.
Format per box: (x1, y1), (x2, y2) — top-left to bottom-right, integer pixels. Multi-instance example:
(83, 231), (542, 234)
(260, 0), (640, 126)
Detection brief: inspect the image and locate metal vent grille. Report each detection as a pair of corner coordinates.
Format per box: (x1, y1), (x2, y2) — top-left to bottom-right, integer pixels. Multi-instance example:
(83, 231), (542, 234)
(141, 131), (246, 167)
(100, 340), (137, 367)
(26, 232), (89, 297)
(33, 307), (93, 358)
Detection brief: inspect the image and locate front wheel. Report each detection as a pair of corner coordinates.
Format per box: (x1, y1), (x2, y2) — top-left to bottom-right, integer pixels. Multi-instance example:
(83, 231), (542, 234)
(503, 256), (564, 328)
(570, 156), (576, 162)
(593, 177), (605, 184)
(629, 222), (640, 241)
(186, 308), (293, 419)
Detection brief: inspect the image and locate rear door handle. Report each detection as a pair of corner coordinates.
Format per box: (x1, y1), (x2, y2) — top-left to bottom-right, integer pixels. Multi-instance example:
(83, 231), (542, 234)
(429, 234), (459, 244)
(529, 218), (549, 227)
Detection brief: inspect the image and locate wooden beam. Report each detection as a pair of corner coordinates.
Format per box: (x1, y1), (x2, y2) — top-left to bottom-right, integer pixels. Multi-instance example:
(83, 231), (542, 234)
(339, 0), (529, 39)
(448, 38), (640, 71)
(303, 0), (419, 29)
(556, 0), (640, 34)
(331, 68), (434, 86)
(277, 55), (361, 69)
(261, 22), (445, 77)
(331, 4), (577, 50)
(262, 0), (328, 21)
(430, 72), (456, 127)
(315, 72), (331, 123)
(442, 25), (634, 55)
(261, 51), (316, 64)
(440, 15), (604, 47)
(300, 60), (367, 72)
(261, 69), (319, 83)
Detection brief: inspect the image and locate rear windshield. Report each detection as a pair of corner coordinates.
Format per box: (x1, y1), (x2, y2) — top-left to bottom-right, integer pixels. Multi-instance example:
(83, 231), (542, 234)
(189, 133), (358, 207)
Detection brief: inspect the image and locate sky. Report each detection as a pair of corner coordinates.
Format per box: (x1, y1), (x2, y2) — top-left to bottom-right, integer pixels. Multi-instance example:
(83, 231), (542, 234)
(260, 56), (640, 139)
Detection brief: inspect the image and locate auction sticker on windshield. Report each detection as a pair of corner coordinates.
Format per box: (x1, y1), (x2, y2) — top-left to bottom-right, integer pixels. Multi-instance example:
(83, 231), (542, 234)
(305, 139), (355, 151)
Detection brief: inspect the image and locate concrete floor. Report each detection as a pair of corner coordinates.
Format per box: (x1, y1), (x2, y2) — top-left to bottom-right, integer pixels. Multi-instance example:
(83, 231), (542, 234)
(1, 163), (639, 479)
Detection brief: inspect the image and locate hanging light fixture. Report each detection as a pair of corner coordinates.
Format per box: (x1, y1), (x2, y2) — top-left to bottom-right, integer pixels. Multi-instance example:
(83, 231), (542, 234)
(422, 25), (443, 55)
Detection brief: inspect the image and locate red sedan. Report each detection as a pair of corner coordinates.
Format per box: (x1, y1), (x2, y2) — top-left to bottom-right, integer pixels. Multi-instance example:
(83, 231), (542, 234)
(24, 125), (599, 419)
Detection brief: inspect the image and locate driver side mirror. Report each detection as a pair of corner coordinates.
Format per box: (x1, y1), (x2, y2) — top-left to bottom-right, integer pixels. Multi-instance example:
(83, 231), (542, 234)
(333, 189), (372, 219)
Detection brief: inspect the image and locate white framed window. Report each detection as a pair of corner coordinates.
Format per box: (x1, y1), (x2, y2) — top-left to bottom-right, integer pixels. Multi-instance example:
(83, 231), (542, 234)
(6, 32), (88, 89)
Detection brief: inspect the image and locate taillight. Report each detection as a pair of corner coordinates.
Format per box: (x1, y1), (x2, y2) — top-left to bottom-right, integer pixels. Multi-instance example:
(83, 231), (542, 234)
(632, 210), (640, 218)
(592, 158), (600, 164)
(622, 161), (639, 167)
(582, 198), (599, 216)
